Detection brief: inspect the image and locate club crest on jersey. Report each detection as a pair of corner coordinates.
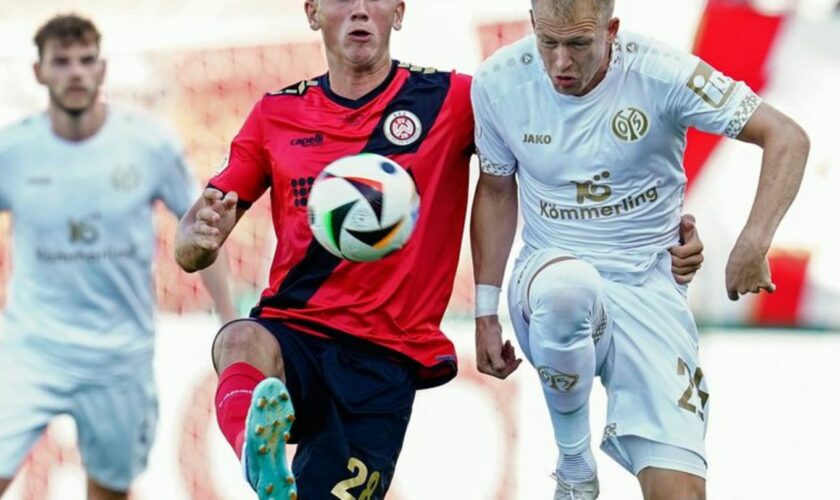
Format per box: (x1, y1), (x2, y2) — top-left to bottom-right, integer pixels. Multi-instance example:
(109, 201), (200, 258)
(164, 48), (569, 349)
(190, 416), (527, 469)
(111, 164), (141, 191)
(611, 107), (650, 142)
(384, 110), (422, 146)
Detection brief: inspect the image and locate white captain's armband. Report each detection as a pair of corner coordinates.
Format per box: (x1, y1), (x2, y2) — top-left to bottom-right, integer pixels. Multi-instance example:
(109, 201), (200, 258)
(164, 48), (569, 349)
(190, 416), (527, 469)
(477, 150), (516, 176)
(724, 92), (762, 139)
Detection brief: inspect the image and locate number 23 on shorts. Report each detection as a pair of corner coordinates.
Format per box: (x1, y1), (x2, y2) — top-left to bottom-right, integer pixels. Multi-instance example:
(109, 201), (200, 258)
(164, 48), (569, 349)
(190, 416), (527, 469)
(331, 457), (382, 500)
(676, 357), (709, 421)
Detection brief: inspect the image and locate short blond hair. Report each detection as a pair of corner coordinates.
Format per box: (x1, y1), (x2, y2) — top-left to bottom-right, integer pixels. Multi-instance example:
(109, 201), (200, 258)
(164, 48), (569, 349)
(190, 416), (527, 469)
(531, 0), (615, 23)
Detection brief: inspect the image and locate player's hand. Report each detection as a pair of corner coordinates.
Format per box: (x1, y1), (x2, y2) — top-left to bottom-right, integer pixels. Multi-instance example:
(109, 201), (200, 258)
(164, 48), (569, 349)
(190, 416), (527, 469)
(192, 188), (238, 251)
(475, 316), (522, 380)
(725, 236), (775, 301)
(669, 213), (704, 285)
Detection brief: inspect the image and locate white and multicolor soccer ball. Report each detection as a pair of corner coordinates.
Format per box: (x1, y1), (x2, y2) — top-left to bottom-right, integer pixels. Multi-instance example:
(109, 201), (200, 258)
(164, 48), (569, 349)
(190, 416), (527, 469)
(307, 153), (420, 262)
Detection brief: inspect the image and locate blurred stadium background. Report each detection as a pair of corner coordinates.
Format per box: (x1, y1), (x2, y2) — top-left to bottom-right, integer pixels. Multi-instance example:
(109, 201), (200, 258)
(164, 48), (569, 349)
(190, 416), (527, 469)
(0, 0), (838, 498)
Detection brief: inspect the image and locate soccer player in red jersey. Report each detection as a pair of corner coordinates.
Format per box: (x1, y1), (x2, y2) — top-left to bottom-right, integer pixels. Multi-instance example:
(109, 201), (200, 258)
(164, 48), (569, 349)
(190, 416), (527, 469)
(174, 1), (705, 498)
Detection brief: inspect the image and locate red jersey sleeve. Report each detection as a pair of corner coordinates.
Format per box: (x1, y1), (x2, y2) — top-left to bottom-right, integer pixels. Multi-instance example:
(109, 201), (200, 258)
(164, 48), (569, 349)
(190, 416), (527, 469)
(209, 99), (271, 208)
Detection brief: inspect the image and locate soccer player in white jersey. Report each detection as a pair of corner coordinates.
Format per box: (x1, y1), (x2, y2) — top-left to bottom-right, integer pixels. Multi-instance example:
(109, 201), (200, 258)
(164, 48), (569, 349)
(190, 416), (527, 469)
(470, 1), (809, 499)
(0, 14), (236, 499)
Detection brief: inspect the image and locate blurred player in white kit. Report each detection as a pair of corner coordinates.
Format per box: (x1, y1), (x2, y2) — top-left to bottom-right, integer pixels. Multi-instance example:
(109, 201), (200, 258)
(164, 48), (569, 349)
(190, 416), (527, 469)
(0, 13), (235, 499)
(470, 0), (809, 499)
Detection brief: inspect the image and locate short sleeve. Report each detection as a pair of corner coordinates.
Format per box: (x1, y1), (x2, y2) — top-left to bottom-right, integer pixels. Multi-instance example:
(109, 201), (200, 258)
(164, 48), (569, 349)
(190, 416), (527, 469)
(155, 133), (198, 218)
(667, 55), (762, 139)
(471, 77), (518, 177)
(208, 100), (271, 209)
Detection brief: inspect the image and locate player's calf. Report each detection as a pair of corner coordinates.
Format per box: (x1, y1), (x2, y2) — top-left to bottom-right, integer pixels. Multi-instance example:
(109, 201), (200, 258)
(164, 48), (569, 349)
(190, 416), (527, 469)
(243, 378), (297, 500)
(637, 467), (705, 500)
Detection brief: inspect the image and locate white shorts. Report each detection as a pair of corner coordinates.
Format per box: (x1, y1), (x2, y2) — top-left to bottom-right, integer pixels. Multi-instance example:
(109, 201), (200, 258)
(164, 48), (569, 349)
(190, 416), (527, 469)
(0, 343), (158, 491)
(509, 249), (709, 478)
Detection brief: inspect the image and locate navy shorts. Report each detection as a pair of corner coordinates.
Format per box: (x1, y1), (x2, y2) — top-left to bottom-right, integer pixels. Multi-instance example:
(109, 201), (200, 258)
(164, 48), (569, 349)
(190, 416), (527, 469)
(254, 318), (417, 500)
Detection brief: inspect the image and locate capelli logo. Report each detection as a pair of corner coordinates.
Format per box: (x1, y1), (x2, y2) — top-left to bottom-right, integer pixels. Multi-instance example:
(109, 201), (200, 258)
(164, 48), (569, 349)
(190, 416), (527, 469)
(290, 133), (324, 148)
(523, 133), (552, 145)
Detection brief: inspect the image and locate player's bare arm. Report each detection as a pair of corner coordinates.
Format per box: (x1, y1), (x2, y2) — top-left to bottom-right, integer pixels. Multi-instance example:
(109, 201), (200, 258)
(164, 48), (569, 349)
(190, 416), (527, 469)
(198, 257), (238, 324)
(670, 213), (705, 284)
(175, 187), (242, 272)
(726, 102), (810, 300)
(471, 170), (522, 379)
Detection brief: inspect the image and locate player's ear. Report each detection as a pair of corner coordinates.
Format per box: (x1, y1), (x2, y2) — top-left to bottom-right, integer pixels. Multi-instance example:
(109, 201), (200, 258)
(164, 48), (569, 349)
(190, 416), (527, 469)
(97, 58), (107, 85)
(33, 61), (45, 85)
(305, 0), (321, 31)
(393, 1), (405, 31)
(607, 17), (620, 42)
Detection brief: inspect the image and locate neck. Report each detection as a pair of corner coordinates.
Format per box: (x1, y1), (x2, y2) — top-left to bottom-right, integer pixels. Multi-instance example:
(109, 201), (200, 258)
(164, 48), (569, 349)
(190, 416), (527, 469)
(325, 53), (393, 100)
(48, 101), (107, 141)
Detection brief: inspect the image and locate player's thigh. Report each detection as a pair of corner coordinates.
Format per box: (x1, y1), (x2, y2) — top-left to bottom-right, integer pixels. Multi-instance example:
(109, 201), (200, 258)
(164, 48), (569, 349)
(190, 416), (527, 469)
(72, 373), (158, 493)
(294, 344), (416, 500)
(0, 352), (68, 479)
(638, 464), (706, 500)
(245, 319), (327, 432)
(295, 405), (412, 500)
(599, 257), (708, 477)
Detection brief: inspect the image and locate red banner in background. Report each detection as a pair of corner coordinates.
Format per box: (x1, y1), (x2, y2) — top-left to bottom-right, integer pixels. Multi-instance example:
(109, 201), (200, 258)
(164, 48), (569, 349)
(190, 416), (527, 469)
(752, 251), (811, 326)
(684, 3), (785, 192)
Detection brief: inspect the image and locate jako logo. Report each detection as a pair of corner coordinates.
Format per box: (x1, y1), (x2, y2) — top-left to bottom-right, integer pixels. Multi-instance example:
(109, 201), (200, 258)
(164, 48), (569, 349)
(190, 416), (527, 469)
(523, 133), (552, 145)
(571, 171), (612, 204)
(290, 133), (324, 148)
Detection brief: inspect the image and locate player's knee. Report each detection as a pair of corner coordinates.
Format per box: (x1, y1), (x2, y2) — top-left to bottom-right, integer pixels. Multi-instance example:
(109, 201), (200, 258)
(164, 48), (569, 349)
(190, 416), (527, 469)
(529, 260), (602, 339)
(212, 321), (280, 370)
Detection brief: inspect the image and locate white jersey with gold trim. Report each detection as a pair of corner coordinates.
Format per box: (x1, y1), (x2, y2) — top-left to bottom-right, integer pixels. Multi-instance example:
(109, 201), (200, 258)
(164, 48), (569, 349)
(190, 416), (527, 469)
(473, 32), (761, 277)
(0, 106), (196, 379)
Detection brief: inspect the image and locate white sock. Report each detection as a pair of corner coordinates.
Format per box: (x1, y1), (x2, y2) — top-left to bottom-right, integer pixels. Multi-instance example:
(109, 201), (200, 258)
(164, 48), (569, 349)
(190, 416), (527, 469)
(557, 445), (597, 482)
(525, 259), (603, 483)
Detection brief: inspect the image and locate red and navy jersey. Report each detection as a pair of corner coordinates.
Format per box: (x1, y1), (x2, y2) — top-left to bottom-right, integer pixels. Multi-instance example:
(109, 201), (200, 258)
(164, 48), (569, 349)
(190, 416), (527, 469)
(210, 61), (474, 388)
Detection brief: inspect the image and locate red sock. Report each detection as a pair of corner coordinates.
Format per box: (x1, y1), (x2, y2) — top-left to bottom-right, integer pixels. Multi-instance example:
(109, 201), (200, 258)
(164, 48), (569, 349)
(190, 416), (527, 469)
(215, 362), (265, 458)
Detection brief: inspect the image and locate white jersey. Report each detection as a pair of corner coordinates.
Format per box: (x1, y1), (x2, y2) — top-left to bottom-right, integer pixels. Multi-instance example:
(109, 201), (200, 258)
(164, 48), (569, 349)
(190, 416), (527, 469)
(473, 32), (761, 277)
(0, 106), (196, 377)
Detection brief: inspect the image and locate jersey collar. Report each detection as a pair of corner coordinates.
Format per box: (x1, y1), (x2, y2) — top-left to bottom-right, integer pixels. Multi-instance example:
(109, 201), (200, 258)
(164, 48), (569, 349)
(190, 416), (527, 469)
(316, 60), (399, 110)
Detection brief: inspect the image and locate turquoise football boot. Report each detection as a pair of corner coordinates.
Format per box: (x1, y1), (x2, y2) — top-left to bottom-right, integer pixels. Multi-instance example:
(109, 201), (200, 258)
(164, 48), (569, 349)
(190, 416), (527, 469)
(242, 377), (297, 500)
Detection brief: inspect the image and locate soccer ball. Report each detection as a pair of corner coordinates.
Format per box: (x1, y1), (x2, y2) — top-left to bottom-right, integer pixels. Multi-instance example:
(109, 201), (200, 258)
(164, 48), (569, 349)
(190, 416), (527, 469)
(307, 153), (420, 262)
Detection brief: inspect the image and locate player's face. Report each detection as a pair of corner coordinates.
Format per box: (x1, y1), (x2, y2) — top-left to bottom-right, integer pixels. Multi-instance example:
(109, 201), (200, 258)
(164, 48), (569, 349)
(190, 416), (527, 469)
(34, 40), (105, 116)
(531, 4), (619, 96)
(307, 0), (405, 70)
